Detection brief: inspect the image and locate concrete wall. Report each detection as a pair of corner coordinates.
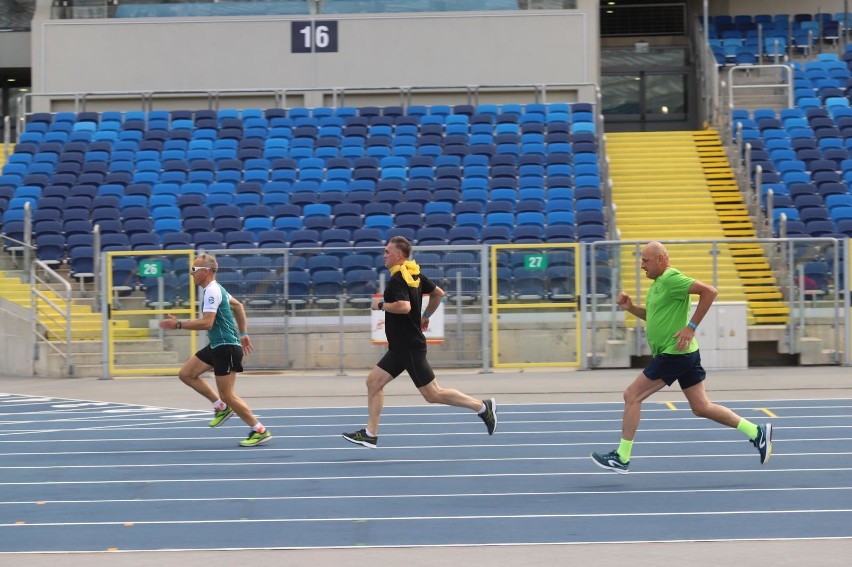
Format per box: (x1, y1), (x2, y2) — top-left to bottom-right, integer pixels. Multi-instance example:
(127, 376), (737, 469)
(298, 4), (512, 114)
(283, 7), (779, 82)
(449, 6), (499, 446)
(30, 1), (599, 109)
(0, 31), (31, 69)
(0, 299), (34, 377)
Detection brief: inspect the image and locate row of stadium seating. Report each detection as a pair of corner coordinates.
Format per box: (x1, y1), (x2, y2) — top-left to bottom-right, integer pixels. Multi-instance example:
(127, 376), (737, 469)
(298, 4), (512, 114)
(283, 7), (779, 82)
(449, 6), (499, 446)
(735, 103), (852, 239)
(20, 102), (594, 126)
(706, 13), (846, 66)
(0, 103), (606, 284)
(0, 104), (606, 286)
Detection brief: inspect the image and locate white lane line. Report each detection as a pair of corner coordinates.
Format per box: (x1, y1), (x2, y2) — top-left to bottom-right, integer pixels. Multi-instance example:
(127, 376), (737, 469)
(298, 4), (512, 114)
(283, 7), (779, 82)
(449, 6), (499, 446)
(0, 451), (850, 472)
(3, 414), (850, 434)
(0, 418), (206, 438)
(3, 508), (852, 528)
(6, 403), (845, 418)
(0, 436), (847, 458)
(2, 395), (851, 410)
(0, 419), (204, 431)
(3, 537), (852, 554)
(6, 408), (852, 427)
(1, 467), (851, 486)
(0, 394), (192, 412)
(3, 485), (851, 506)
(0, 398), (54, 405)
(0, 413), (206, 425)
(2, 423), (852, 443)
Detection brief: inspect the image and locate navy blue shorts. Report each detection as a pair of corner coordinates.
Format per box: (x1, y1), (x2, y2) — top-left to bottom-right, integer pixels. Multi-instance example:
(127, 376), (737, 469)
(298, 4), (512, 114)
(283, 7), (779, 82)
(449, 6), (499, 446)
(377, 348), (436, 388)
(643, 350), (706, 390)
(195, 344), (244, 377)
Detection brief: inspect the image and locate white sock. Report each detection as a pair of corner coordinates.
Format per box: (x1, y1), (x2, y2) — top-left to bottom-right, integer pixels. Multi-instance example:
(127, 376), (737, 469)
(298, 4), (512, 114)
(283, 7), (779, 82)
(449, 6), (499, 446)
(213, 400), (226, 411)
(366, 428), (376, 438)
(252, 423), (265, 433)
(477, 402), (486, 414)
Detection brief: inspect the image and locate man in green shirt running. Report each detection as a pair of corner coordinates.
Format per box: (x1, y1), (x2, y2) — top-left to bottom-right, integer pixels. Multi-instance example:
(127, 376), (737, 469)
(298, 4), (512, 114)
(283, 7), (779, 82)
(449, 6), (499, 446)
(591, 241), (772, 474)
(159, 253), (271, 447)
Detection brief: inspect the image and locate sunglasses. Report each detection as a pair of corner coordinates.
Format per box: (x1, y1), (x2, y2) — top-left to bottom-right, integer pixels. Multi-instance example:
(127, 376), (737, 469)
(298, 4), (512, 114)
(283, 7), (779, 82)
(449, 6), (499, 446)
(191, 266), (211, 273)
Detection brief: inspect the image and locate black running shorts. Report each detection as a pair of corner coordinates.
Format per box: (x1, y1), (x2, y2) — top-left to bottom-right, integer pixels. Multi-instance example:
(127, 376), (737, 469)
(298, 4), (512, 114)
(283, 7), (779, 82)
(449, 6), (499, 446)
(643, 350), (706, 390)
(377, 348), (436, 388)
(195, 344), (244, 376)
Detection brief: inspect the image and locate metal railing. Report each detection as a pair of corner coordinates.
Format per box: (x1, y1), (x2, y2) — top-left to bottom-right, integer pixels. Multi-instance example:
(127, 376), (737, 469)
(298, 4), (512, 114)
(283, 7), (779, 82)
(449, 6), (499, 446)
(17, 82), (599, 135)
(587, 237), (851, 367)
(31, 260), (74, 377)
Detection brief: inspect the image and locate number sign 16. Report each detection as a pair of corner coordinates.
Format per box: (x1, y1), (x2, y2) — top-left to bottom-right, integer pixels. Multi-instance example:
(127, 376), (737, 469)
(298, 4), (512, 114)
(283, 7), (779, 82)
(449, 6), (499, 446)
(292, 21), (338, 53)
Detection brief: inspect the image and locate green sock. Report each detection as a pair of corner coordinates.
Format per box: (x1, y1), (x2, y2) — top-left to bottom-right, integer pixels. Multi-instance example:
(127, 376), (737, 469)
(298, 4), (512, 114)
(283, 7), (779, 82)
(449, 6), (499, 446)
(737, 418), (759, 441)
(617, 438), (634, 462)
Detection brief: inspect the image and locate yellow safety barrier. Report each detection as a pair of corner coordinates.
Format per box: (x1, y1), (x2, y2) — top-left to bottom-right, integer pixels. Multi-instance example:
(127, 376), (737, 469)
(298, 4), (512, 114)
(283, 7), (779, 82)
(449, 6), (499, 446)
(490, 243), (582, 368)
(106, 250), (198, 376)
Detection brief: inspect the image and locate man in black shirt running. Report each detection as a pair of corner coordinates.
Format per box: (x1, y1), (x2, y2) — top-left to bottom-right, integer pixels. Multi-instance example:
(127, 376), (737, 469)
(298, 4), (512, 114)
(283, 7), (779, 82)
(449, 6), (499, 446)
(343, 236), (497, 448)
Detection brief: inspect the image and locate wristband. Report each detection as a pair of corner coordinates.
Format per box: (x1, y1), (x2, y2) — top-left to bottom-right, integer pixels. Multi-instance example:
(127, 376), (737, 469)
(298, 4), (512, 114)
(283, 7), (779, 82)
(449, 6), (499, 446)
(423, 311), (432, 318)
(687, 321), (698, 330)
(240, 332), (248, 337)
(176, 320), (182, 330)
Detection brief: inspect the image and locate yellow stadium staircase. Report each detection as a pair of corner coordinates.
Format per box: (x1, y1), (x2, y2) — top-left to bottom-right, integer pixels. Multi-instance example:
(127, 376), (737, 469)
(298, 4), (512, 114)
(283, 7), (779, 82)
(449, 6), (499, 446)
(0, 144), (9, 172)
(2, 141), (145, 343)
(0, 269), (146, 341)
(606, 130), (789, 325)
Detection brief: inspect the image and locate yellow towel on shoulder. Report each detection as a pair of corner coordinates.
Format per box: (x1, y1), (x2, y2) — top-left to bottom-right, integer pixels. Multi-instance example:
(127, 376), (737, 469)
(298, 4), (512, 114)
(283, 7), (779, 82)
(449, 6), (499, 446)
(389, 260), (421, 288)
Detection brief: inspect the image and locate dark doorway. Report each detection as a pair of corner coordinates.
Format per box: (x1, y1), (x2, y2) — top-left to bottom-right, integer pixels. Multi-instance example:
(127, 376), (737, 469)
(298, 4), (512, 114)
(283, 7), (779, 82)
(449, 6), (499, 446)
(600, 46), (695, 132)
(0, 69), (31, 137)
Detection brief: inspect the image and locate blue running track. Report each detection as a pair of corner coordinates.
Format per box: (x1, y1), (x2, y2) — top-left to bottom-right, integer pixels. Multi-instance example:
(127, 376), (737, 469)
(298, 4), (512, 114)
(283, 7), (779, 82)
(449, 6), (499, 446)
(0, 393), (851, 552)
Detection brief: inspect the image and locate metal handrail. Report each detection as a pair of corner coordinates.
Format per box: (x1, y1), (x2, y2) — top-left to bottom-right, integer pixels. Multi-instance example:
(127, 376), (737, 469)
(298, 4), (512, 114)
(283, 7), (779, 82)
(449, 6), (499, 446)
(727, 64), (795, 111)
(587, 237), (850, 368)
(18, 82), (599, 135)
(31, 260), (74, 376)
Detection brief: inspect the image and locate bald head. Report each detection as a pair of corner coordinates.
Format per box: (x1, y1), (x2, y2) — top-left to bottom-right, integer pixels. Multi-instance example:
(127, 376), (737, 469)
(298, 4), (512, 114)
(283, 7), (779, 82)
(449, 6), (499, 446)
(640, 241), (670, 280)
(643, 241), (668, 259)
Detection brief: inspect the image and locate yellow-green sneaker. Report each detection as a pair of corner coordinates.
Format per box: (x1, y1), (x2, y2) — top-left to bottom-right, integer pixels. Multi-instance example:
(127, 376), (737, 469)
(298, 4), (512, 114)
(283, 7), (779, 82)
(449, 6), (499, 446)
(209, 406), (234, 428)
(239, 429), (272, 447)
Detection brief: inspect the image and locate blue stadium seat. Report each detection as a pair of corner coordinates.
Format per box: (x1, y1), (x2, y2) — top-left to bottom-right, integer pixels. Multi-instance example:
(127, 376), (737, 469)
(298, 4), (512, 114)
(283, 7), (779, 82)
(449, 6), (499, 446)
(312, 270), (344, 308)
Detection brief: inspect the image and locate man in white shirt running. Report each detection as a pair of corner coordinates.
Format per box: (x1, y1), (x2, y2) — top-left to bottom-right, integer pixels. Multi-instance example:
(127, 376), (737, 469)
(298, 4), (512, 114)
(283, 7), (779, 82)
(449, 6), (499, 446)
(159, 253), (270, 447)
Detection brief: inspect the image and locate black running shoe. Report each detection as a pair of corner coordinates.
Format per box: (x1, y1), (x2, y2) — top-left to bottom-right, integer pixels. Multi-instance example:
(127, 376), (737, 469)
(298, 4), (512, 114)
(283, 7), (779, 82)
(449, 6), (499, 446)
(479, 398), (497, 435)
(753, 423), (773, 465)
(343, 428), (378, 448)
(591, 449), (630, 474)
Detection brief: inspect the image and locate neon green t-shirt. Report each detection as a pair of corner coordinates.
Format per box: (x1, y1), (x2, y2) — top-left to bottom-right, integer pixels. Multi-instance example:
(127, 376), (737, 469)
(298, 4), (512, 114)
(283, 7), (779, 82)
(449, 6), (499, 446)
(645, 267), (698, 356)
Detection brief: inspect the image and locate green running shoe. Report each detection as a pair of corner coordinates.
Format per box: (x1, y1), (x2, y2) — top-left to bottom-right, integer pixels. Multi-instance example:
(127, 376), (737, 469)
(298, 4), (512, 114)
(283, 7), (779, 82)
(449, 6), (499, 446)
(239, 429), (272, 447)
(209, 406), (234, 428)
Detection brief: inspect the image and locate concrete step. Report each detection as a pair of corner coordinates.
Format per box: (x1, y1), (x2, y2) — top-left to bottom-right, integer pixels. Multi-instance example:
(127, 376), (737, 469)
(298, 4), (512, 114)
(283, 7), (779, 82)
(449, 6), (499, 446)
(51, 350), (182, 367)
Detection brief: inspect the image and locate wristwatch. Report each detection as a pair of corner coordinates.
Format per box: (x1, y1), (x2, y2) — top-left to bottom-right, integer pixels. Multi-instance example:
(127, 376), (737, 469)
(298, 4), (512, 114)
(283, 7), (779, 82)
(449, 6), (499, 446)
(176, 320), (182, 330)
(377, 301), (384, 311)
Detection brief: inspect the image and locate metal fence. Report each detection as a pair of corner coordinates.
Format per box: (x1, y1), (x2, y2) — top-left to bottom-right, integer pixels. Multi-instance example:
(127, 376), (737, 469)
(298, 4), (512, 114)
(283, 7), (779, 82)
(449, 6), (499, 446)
(77, 237), (852, 377)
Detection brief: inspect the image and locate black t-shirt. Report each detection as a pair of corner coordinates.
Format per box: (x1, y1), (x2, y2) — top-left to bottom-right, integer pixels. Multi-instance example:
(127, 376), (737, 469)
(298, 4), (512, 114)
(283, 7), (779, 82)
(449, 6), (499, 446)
(383, 270), (436, 351)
